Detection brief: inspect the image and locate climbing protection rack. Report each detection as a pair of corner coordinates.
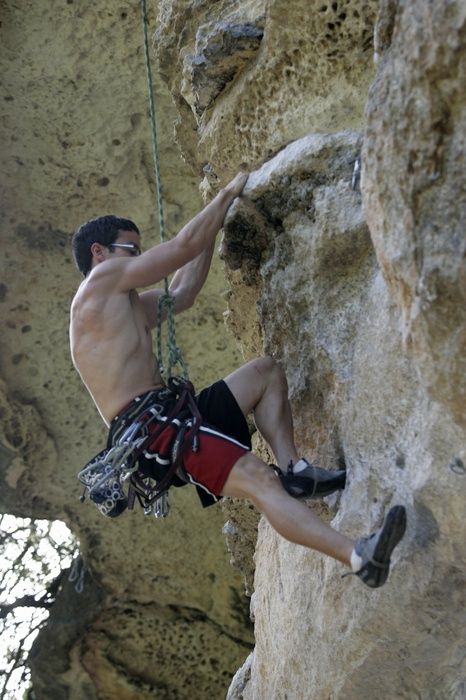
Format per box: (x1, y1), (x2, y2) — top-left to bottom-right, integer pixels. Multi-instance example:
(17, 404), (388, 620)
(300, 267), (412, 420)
(140, 0), (188, 379)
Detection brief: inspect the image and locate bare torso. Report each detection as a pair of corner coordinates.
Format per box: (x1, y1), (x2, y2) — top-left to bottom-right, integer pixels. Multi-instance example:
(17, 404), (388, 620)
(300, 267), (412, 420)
(70, 174), (250, 426)
(70, 270), (164, 425)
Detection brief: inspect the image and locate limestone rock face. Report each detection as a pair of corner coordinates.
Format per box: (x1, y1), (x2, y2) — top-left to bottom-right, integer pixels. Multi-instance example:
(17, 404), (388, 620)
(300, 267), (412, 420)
(363, 0), (466, 428)
(223, 132), (465, 699)
(181, 20), (265, 115)
(155, 0), (379, 174)
(155, 0), (466, 697)
(2, 0), (466, 698)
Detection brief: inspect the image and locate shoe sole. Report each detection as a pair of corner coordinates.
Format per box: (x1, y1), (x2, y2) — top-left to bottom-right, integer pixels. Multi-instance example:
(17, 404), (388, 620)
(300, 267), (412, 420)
(368, 505), (407, 587)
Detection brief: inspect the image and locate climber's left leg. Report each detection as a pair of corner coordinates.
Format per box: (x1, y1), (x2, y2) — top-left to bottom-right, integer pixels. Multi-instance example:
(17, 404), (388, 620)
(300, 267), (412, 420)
(224, 357), (346, 499)
(224, 357), (300, 470)
(222, 454), (407, 586)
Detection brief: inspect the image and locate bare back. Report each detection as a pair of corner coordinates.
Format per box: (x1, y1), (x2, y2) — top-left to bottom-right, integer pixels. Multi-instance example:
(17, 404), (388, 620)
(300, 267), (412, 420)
(70, 267), (163, 425)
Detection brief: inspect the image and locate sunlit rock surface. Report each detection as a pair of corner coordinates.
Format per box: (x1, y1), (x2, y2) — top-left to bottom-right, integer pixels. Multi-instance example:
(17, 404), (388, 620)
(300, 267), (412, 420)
(223, 131), (465, 699)
(155, 0), (378, 174)
(1, 0), (465, 698)
(157, 0), (465, 697)
(363, 0), (466, 428)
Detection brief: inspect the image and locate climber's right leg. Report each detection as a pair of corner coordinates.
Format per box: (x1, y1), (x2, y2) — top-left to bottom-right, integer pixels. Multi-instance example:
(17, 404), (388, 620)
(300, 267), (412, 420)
(221, 453), (354, 565)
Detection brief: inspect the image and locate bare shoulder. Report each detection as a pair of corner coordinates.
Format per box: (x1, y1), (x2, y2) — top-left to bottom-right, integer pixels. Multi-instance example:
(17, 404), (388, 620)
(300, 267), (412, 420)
(84, 258), (129, 292)
(71, 262), (134, 328)
(72, 261), (126, 303)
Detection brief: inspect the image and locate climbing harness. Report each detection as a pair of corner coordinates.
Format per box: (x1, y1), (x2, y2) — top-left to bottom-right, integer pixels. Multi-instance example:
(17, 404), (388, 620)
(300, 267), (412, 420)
(140, 0), (188, 380)
(78, 378), (201, 518)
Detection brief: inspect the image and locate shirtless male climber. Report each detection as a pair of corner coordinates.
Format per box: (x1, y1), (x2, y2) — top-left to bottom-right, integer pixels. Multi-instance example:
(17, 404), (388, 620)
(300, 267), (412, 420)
(70, 172), (406, 588)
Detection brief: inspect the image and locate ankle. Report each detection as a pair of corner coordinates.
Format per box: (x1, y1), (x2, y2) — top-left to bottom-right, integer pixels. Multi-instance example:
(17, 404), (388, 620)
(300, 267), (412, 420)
(350, 548), (363, 572)
(290, 458), (309, 474)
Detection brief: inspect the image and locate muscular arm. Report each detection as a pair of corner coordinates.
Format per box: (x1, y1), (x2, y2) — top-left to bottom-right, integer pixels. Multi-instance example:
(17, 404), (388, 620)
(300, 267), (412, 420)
(118, 173), (248, 293)
(139, 242), (215, 328)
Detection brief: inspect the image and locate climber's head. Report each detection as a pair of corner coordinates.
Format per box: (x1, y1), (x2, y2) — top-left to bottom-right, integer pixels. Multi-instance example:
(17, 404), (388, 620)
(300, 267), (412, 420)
(72, 215), (140, 276)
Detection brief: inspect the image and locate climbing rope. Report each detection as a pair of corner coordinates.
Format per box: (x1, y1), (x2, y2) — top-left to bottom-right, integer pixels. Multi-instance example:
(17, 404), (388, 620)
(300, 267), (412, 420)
(140, 0), (188, 379)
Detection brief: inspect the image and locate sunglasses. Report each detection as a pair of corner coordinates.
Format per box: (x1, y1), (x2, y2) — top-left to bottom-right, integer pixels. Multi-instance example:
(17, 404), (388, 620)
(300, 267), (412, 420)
(108, 242), (141, 256)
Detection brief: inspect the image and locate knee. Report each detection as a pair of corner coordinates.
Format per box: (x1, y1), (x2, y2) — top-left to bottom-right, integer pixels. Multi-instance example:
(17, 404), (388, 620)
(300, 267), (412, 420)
(249, 456), (280, 488)
(223, 453), (282, 499)
(252, 356), (286, 384)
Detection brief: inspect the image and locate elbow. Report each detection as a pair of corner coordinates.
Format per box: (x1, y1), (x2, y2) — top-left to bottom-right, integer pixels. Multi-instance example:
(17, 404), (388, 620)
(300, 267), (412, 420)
(173, 289), (196, 314)
(176, 298), (195, 315)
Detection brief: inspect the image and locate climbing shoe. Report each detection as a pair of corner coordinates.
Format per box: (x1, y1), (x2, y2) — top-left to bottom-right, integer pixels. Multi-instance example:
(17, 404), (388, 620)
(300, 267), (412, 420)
(279, 458), (346, 499)
(352, 505), (407, 588)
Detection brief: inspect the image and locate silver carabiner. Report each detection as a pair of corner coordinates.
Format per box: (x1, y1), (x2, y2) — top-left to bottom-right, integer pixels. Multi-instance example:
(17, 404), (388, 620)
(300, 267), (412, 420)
(154, 491), (170, 518)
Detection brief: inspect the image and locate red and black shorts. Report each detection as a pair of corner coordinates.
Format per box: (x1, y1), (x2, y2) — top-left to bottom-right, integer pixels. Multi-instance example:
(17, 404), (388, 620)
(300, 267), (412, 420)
(135, 380), (252, 507)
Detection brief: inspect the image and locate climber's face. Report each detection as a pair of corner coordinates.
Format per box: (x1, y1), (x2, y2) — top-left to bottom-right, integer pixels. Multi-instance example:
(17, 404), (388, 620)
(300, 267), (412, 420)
(108, 230), (142, 257)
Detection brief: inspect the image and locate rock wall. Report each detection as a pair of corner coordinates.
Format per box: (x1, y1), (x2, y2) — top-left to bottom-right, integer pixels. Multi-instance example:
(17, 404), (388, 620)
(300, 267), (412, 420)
(1, 0), (465, 697)
(155, 1), (466, 698)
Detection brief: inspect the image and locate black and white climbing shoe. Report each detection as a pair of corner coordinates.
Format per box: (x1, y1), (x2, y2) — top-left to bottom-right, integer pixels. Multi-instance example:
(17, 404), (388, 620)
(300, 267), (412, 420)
(353, 505), (407, 588)
(279, 459), (346, 499)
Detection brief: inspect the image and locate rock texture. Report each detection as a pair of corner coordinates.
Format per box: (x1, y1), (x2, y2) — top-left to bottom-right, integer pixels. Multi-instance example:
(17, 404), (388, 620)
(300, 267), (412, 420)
(2, 0), (465, 698)
(223, 132), (465, 699)
(363, 0), (466, 428)
(156, 0), (378, 174)
(154, 0), (466, 698)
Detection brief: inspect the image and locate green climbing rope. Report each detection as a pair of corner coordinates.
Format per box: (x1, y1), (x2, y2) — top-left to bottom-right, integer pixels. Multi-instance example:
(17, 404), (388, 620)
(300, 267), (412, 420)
(140, 0), (188, 379)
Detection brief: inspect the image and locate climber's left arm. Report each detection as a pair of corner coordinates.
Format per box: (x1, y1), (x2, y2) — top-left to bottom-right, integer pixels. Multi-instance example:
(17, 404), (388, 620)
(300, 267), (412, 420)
(139, 242), (215, 329)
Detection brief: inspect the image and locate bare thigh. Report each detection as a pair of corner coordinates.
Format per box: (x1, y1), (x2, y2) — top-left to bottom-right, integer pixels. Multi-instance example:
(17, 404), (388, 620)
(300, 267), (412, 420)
(224, 357), (276, 418)
(222, 454), (354, 564)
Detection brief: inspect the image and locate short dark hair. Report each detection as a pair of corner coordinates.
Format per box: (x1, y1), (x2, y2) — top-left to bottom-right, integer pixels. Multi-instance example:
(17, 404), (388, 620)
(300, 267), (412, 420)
(71, 215), (140, 276)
